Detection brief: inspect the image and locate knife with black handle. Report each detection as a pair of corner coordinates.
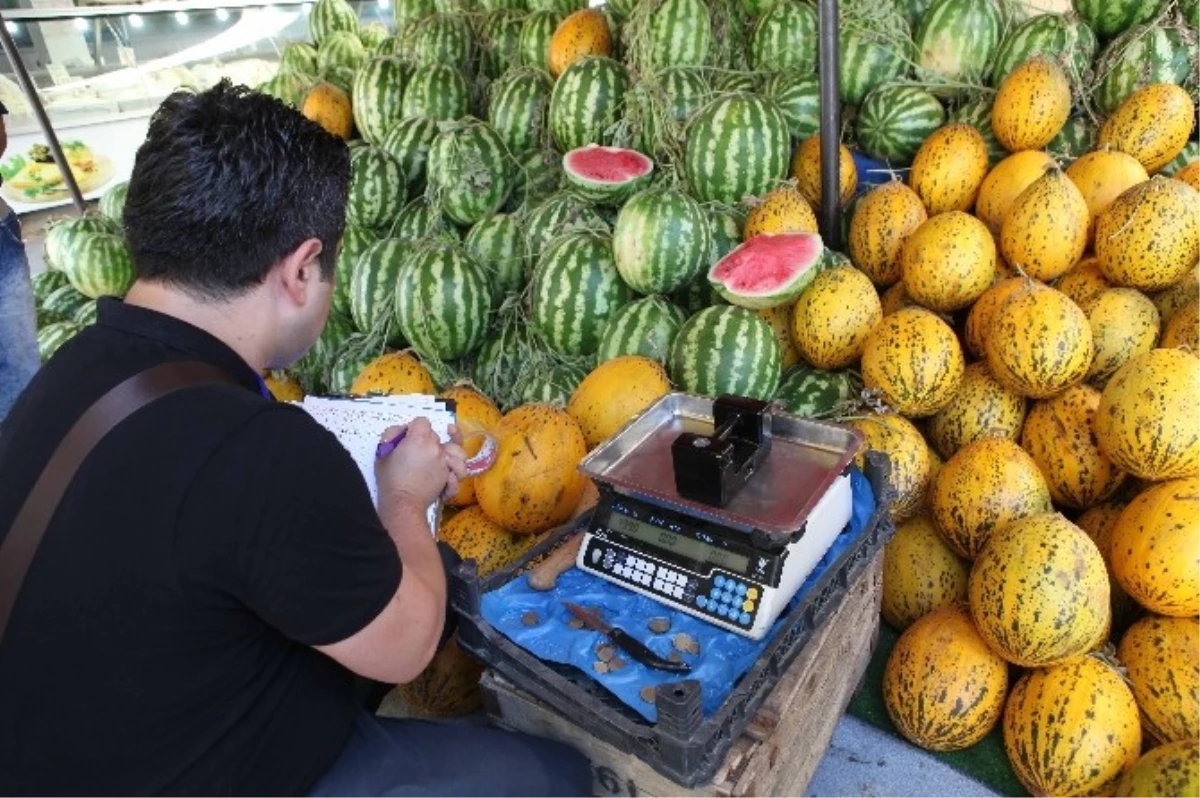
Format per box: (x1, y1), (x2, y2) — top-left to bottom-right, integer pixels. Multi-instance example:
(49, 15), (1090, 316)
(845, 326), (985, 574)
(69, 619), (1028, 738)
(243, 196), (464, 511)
(563, 601), (693, 674)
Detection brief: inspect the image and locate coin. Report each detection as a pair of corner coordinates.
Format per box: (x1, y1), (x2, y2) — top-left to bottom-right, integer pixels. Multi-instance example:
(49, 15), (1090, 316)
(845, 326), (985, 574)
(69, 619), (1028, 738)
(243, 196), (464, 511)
(647, 617), (672, 634)
(567, 618), (585, 631)
(640, 686), (657, 703)
(608, 657), (627, 672)
(593, 661), (610, 675)
(521, 611), (539, 627)
(596, 643), (616, 663)
(672, 632), (700, 655)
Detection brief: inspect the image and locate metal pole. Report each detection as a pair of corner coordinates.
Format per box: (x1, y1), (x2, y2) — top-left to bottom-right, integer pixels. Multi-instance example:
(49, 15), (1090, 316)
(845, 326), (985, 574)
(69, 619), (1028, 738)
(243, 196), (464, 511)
(0, 12), (89, 216)
(817, 0), (841, 250)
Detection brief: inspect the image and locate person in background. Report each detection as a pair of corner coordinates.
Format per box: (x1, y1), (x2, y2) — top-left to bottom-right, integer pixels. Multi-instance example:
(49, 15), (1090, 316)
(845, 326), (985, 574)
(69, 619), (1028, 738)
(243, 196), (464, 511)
(0, 81), (591, 797)
(0, 99), (39, 425)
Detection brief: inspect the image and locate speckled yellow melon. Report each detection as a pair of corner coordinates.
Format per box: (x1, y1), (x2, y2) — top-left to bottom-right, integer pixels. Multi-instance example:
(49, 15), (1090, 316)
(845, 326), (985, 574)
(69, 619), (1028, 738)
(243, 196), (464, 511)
(1099, 83), (1196, 174)
(847, 413), (932, 523)
(1176, 161), (1200, 191)
(1085, 287), (1161, 382)
(1054, 256), (1111, 313)
(882, 515), (969, 630)
(439, 384), (504, 507)
(1095, 349), (1200, 481)
(985, 280), (1094, 399)
(1151, 263), (1200, 322)
(931, 437), (1052, 560)
(975, 149), (1057, 235)
(1065, 147), (1149, 246)
(264, 370), (305, 401)
(1115, 740), (1200, 798)
(1095, 177), (1200, 292)
(302, 81), (353, 140)
(1111, 478), (1200, 617)
(438, 505), (533, 574)
(790, 265), (882, 369)
(1003, 656), (1141, 796)
(927, 362), (1026, 460)
(883, 605), (1009, 751)
(792, 135), (856, 208)
(999, 165), (1089, 282)
(1077, 501), (1139, 632)
(1118, 615), (1199, 744)
(964, 276), (1025, 359)
(351, 351), (437, 395)
(879, 281), (918, 316)
(549, 9), (612, 77)
(909, 123), (990, 214)
(1161, 298), (1199, 352)
(848, 181), (928, 287)
(900, 211), (996, 312)
(1021, 385), (1127, 510)
(743, 186), (819, 238)
(861, 307), (964, 417)
(990, 56), (1071, 152)
(567, 355), (670, 449)
(755, 303), (801, 369)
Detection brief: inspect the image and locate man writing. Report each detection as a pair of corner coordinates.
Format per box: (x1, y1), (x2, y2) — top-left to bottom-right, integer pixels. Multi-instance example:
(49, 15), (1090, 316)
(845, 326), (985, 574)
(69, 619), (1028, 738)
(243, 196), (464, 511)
(0, 81), (590, 796)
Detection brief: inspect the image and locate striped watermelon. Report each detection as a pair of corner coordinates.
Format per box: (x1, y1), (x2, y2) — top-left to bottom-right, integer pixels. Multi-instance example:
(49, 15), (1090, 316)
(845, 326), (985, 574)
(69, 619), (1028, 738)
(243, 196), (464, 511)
(317, 30), (367, 74)
(528, 0), (585, 13)
(628, 0), (712, 71)
(1072, 0), (1165, 42)
(37, 321), (82, 363)
(346, 146), (407, 230)
(531, 230), (634, 356)
(310, 0), (359, 44)
(44, 217), (116, 271)
(465, 213), (524, 297)
(857, 84), (946, 165)
(281, 42), (319, 75)
(707, 207), (744, 265)
(488, 67), (554, 155)
(328, 333), (378, 394)
(838, 4), (913, 106)
(395, 197), (464, 242)
(596, 295), (687, 363)
(400, 65), (470, 121)
(351, 57), (408, 145)
(773, 364), (861, 418)
(765, 71), (820, 141)
(627, 70), (710, 157)
(379, 116), (439, 194)
(667, 306), (781, 400)
(656, 68), (712, 123)
(684, 93), (790, 205)
(750, 0), (817, 74)
(427, 118), (514, 226)
(394, 241), (492, 360)
(914, 0), (1005, 93)
(349, 238), (408, 342)
(303, 312), (359, 392)
(409, 13), (474, 68)
(481, 0), (528, 11)
(1047, 115), (1097, 163)
(474, 320), (538, 410)
(394, 0), (436, 28)
(509, 148), (565, 211)
(322, 65), (357, 96)
(40, 283), (90, 324)
(991, 13), (1097, 87)
(260, 72), (311, 108)
(1091, 25), (1195, 115)
(522, 191), (604, 269)
(519, 11), (563, 70)
(514, 359), (591, 405)
(374, 36), (404, 57)
(335, 224), (380, 321)
(99, 181), (127, 225)
(359, 21), (390, 50)
(74, 299), (98, 326)
(1162, 141), (1199, 177)
(612, 187), (711, 294)
(61, 233), (134, 299)
(895, 0), (932, 28)
(32, 269), (68, 304)
(480, 10), (526, 77)
(672, 273), (728, 314)
(563, 145), (654, 204)
(548, 57), (630, 151)
(1183, 0), (1199, 27)
(949, 96), (1007, 167)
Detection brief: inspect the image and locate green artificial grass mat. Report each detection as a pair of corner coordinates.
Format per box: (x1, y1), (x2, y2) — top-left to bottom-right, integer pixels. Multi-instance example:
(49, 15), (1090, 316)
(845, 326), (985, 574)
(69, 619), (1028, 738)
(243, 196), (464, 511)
(847, 622), (1029, 798)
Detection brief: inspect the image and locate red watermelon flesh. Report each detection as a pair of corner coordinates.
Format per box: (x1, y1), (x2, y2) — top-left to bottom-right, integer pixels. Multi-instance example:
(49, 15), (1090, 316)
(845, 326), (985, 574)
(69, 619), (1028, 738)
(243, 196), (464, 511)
(564, 145), (654, 183)
(708, 232), (826, 310)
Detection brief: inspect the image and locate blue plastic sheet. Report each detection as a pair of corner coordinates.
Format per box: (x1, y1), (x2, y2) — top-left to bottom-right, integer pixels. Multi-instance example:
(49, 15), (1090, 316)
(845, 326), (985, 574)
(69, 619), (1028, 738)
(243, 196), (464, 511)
(480, 468), (877, 722)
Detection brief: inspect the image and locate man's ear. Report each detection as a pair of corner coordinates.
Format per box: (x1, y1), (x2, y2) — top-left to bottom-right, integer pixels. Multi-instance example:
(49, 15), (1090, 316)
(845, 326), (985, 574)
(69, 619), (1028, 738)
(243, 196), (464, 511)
(277, 238), (325, 305)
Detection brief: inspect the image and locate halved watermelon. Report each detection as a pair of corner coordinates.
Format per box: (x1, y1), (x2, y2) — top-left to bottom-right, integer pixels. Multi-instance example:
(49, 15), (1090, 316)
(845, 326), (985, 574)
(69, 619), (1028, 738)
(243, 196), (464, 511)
(562, 145), (655, 204)
(708, 232), (826, 310)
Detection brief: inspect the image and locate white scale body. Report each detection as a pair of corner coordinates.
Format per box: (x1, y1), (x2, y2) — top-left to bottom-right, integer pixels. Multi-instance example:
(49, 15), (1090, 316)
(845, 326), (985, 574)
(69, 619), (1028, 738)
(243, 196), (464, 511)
(574, 394), (862, 641)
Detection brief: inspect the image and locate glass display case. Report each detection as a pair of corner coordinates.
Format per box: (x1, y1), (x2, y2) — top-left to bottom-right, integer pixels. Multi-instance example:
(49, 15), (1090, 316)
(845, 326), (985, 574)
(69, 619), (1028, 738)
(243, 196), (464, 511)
(0, 0), (391, 213)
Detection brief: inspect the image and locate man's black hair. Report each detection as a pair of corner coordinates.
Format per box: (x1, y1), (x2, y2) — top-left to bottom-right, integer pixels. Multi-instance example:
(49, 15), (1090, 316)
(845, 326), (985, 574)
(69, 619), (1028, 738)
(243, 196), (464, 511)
(123, 80), (351, 299)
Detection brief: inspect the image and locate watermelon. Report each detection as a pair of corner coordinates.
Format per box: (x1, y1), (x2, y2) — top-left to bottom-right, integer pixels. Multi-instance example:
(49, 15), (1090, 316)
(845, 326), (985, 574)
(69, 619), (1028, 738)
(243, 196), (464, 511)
(914, 0), (1005, 93)
(395, 197), (463, 242)
(349, 237), (408, 342)
(74, 299), (98, 326)
(765, 71), (820, 142)
(991, 13), (1097, 87)
(40, 283), (91, 324)
(628, 0), (712, 71)
(1162, 141), (1199, 177)
(480, 9), (526, 77)
(99, 181), (128, 224)
(481, 0), (528, 11)
(359, 21), (390, 50)
(708, 232), (825, 309)
(509, 148), (564, 211)
(394, 0), (436, 29)
(44, 216), (119, 270)
(346, 146), (407, 230)
(673, 273), (728, 314)
(37, 321), (82, 363)
(427, 119), (514, 226)
(657, 68), (712, 123)
(310, 0), (359, 44)
(895, 0), (932, 29)
(596, 295), (687, 363)
(1182, 0), (1199, 28)
(612, 187), (711, 294)
(321, 65), (357, 96)
(60, 233), (134, 299)
(773, 364), (861, 418)
(714, 73), (762, 94)
(514, 359), (591, 405)
(629, 67), (711, 155)
(1072, 0), (1165, 41)
(304, 312), (360, 391)
(857, 84), (946, 165)
(335, 224), (380, 322)
(528, 0), (585, 13)
(531, 231), (634, 356)
(707, 207), (744, 265)
(379, 116), (440, 195)
(328, 333), (378, 394)
(32, 269), (68, 304)
(259, 73), (311, 108)
(409, 13), (473, 68)
(1047, 115), (1097, 163)
(317, 30), (367, 74)
(400, 64), (470, 121)
(838, 3), (913, 106)
(488, 67), (554, 156)
(374, 36), (404, 57)
(351, 56), (408, 145)
(562, 145), (654, 204)
(394, 241), (492, 360)
(518, 11), (563, 70)
(473, 320), (538, 410)
(548, 57), (630, 152)
(465, 214), (524, 298)
(667, 306), (781, 400)
(948, 96), (1007, 167)
(1091, 25), (1195, 115)
(684, 93), (790, 205)
(281, 42), (320, 75)
(522, 191), (605, 270)
(749, 0), (817, 73)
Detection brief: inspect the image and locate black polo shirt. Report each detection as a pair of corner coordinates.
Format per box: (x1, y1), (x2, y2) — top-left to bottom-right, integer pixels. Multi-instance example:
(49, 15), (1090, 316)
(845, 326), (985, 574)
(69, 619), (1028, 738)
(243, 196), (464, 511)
(0, 299), (402, 795)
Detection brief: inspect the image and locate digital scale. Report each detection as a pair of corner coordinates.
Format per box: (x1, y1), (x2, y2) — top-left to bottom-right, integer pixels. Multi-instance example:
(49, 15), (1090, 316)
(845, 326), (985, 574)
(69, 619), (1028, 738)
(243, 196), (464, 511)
(576, 394), (864, 640)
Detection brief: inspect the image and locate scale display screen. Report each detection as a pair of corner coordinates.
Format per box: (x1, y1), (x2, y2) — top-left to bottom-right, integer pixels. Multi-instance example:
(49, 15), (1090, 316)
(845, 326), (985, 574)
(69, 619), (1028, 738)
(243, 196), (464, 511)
(608, 513), (750, 572)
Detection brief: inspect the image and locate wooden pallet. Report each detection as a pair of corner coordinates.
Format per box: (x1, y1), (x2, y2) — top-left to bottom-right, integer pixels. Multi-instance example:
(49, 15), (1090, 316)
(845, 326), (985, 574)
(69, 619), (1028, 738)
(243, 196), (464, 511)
(479, 554), (884, 798)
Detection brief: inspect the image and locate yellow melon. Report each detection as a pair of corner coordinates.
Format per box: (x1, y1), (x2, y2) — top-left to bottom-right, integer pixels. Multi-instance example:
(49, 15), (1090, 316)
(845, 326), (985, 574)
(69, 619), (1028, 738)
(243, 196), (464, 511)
(927, 362), (1026, 460)
(1161, 298), (1199, 352)
(351, 351), (437, 396)
(879, 281), (918, 316)
(790, 265), (882, 369)
(263, 370), (305, 402)
(974, 150), (1057, 235)
(755, 304), (801, 369)
(1065, 147), (1149, 246)
(848, 181), (928, 287)
(1151, 263), (1200, 322)
(999, 165), (1089, 282)
(1095, 177), (1200, 292)
(439, 384), (504, 507)
(861, 306), (964, 417)
(1021, 385), (1127, 510)
(1053, 256), (1111, 313)
(301, 82), (353, 140)
(1086, 287), (1161, 382)
(792, 135), (856, 208)
(964, 276), (1025, 359)
(985, 280), (1094, 398)
(881, 515), (969, 630)
(900, 211), (996, 312)
(567, 356), (670, 449)
(1115, 740), (1200, 798)
(1111, 478), (1200, 617)
(1176, 160), (1200, 191)
(743, 186), (819, 238)
(909, 123), (990, 214)
(990, 56), (1071, 152)
(1077, 501), (1139, 632)
(847, 413), (932, 523)
(1099, 83), (1196, 173)
(1117, 615), (1199, 744)
(549, 9), (612, 77)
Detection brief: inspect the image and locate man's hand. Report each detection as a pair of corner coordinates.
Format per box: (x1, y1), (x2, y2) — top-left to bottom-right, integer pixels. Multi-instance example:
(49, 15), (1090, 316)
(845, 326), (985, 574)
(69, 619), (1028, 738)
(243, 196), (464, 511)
(441, 424), (469, 500)
(375, 417), (448, 513)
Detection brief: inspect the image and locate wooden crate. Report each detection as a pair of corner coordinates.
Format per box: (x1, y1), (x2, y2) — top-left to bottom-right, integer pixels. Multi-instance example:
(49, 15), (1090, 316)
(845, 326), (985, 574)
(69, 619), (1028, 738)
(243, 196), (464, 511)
(479, 554), (883, 798)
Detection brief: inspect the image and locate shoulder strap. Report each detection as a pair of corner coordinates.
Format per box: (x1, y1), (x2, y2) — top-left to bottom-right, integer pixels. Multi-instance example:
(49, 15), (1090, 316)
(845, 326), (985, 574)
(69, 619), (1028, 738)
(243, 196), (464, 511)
(0, 361), (239, 644)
